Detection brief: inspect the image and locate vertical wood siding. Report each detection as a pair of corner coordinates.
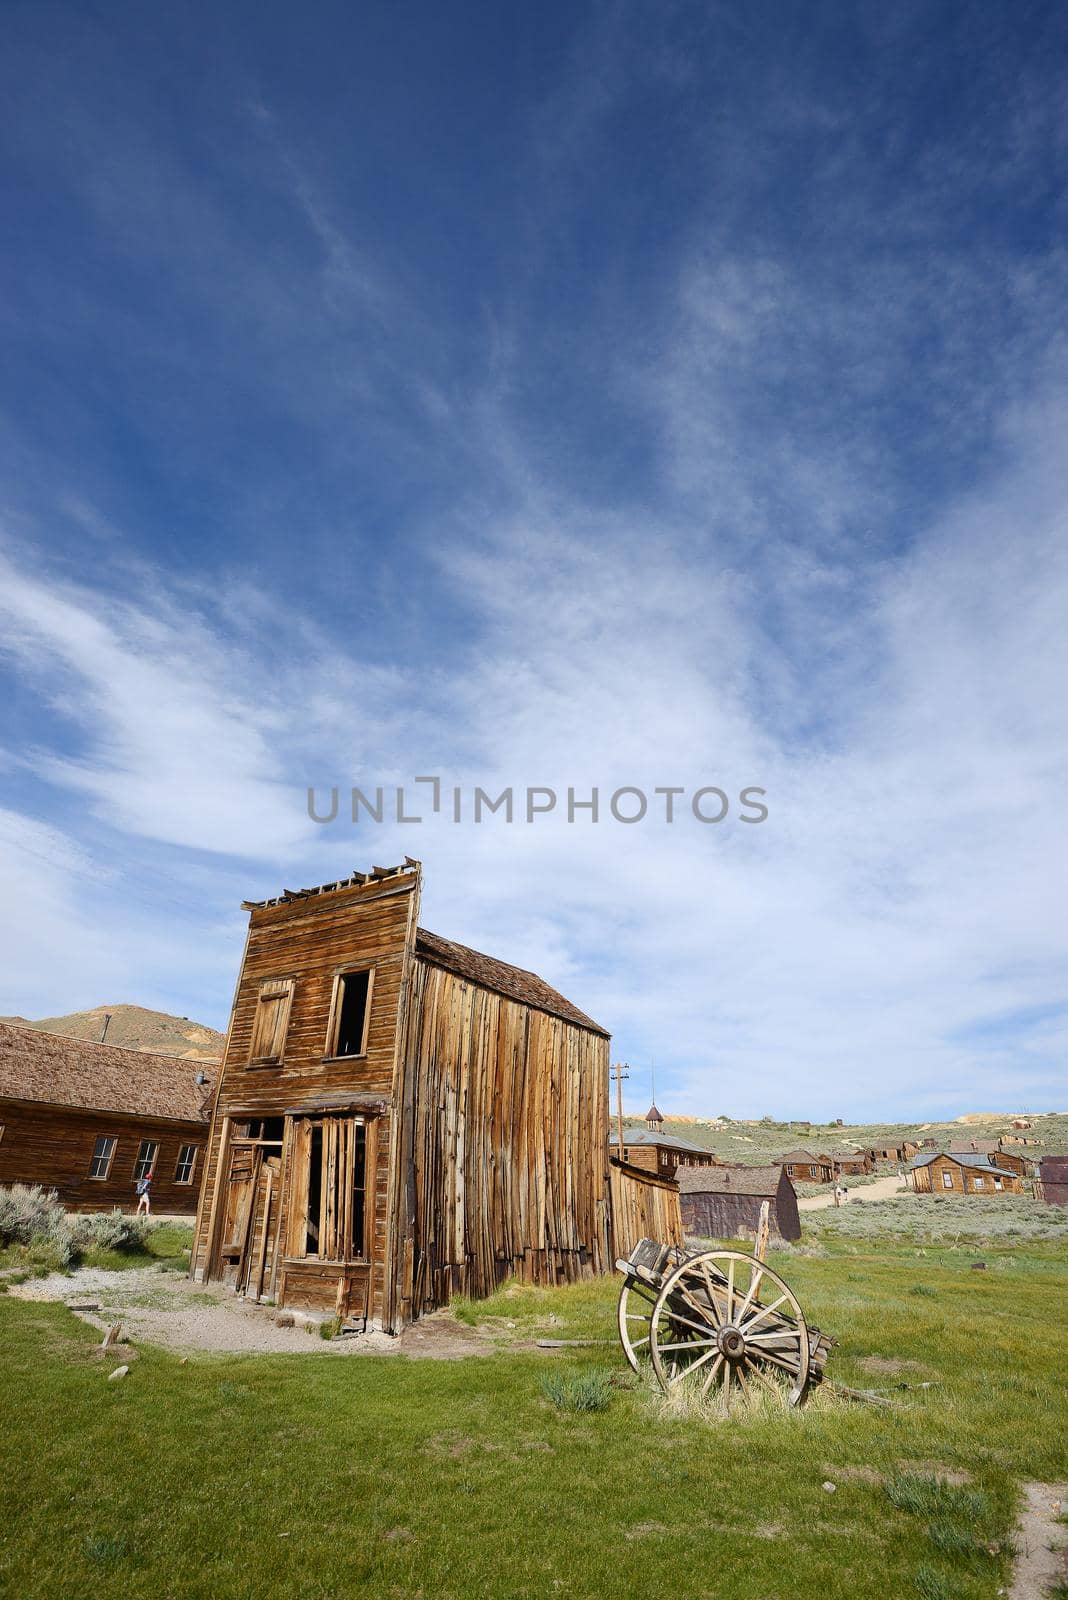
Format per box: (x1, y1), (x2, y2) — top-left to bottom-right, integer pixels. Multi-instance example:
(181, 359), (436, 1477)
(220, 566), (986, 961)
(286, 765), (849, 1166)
(394, 958), (612, 1322)
(608, 1159), (683, 1259)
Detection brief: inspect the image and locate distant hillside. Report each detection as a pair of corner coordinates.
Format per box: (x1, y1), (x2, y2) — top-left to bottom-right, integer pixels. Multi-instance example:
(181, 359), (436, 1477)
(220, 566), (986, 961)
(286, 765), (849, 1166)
(620, 1111), (1068, 1164)
(0, 1004), (225, 1061)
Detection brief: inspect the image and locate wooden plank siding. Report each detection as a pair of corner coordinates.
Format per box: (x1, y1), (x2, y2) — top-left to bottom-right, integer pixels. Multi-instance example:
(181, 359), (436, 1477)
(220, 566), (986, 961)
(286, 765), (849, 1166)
(191, 863), (627, 1332)
(608, 1159), (682, 1259)
(0, 1096), (207, 1213)
(394, 958), (612, 1322)
(190, 870), (418, 1330)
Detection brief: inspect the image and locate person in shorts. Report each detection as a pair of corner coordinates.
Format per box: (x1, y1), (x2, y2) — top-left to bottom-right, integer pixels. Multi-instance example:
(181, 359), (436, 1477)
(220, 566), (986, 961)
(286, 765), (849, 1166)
(135, 1168), (153, 1216)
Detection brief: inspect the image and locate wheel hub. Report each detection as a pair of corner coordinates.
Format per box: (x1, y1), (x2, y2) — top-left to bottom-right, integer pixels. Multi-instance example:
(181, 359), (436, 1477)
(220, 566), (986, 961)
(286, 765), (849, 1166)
(716, 1323), (746, 1361)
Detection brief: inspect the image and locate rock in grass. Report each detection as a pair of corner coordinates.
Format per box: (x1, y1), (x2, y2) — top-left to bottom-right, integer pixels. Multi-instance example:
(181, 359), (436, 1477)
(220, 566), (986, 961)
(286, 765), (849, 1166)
(822, 1481), (837, 1493)
(107, 1365), (129, 1381)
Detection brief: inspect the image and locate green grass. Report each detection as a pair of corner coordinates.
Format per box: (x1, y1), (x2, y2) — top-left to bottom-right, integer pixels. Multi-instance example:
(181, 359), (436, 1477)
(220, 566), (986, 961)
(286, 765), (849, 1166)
(1, 1234), (1065, 1600)
(0, 1220), (194, 1278)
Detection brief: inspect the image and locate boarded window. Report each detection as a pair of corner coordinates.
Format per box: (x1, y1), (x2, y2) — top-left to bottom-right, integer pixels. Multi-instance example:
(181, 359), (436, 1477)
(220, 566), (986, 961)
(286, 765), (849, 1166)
(325, 969), (373, 1058)
(289, 1117), (371, 1261)
(175, 1144), (198, 1184)
(248, 978), (295, 1064)
(88, 1135), (117, 1179)
(133, 1140), (158, 1181)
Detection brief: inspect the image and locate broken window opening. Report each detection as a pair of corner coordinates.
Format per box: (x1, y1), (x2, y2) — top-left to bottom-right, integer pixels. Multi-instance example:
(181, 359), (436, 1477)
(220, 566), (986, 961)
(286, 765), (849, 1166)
(294, 1117), (370, 1261)
(327, 969), (372, 1058)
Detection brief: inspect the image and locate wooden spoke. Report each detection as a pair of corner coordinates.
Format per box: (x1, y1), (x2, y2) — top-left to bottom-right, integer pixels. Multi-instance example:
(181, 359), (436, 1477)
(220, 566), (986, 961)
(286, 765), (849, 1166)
(736, 1263), (765, 1323)
(646, 1249), (813, 1410)
(738, 1292), (789, 1334)
(700, 1353), (725, 1395)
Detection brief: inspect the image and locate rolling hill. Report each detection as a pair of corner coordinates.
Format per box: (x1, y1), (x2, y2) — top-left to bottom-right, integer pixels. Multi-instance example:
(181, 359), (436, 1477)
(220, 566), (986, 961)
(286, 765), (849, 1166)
(0, 1004), (225, 1061)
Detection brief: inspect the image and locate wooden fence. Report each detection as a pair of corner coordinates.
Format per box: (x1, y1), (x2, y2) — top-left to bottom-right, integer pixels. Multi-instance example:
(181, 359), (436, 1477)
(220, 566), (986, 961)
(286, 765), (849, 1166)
(608, 1157), (682, 1260)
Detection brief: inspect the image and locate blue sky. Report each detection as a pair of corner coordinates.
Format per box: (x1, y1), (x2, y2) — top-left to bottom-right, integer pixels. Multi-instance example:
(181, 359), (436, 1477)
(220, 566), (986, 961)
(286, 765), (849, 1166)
(2, 0), (1066, 1119)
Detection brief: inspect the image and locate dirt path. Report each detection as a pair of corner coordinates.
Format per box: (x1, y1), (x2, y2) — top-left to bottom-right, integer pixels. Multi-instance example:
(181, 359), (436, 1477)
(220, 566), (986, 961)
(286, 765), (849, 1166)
(1010, 1482), (1068, 1599)
(9, 1266), (495, 1359)
(797, 1173), (908, 1211)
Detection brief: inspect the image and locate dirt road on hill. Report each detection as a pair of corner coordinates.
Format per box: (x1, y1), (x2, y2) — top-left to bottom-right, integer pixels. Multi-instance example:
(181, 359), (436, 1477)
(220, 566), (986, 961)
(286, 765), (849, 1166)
(797, 1173), (907, 1211)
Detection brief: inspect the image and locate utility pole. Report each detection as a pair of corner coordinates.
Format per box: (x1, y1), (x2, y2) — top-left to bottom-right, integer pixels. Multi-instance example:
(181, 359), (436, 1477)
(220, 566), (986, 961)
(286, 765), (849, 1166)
(610, 1061), (630, 1161)
(99, 1013), (112, 1045)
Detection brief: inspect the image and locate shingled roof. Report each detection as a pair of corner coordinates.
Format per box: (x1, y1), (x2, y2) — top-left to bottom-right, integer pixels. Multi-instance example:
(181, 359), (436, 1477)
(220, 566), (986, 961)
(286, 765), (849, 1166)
(0, 1022), (215, 1123)
(414, 929), (609, 1037)
(676, 1164), (784, 1196)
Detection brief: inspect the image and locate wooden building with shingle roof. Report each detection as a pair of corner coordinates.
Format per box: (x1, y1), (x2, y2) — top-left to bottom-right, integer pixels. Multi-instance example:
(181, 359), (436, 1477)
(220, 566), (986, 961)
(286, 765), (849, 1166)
(190, 861), (644, 1332)
(0, 1022), (215, 1212)
(677, 1164), (801, 1242)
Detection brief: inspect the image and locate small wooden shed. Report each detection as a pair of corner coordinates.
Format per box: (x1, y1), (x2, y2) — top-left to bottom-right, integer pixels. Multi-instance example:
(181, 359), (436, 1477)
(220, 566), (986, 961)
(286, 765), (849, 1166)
(676, 1164), (801, 1242)
(0, 1021), (214, 1213)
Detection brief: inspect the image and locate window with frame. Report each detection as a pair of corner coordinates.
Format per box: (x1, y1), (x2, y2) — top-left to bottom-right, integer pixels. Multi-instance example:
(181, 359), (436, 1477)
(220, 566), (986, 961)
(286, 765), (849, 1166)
(994, 1177), (1003, 1190)
(809, 1165), (816, 1178)
(973, 1174), (985, 1188)
(325, 968), (373, 1058)
(941, 1170), (953, 1188)
(174, 1144), (198, 1184)
(88, 1134), (117, 1179)
(133, 1139), (158, 1182)
(248, 977), (295, 1065)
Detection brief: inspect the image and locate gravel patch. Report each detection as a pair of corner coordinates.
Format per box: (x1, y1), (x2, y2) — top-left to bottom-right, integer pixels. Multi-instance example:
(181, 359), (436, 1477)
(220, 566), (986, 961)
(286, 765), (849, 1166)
(8, 1267), (494, 1359)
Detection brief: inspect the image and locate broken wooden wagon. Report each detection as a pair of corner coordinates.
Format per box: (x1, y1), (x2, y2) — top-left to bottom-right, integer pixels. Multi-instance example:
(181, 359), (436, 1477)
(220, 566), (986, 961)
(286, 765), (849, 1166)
(617, 1237), (833, 1412)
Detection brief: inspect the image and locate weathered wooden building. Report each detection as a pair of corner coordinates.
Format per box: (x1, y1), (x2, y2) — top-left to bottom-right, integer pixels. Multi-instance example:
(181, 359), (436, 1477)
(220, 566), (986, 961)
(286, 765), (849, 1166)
(949, 1140), (1034, 1179)
(677, 1164), (801, 1242)
(1036, 1156), (1068, 1205)
(190, 863), (635, 1330)
(909, 1151), (1024, 1195)
(609, 1158), (682, 1256)
(0, 1022), (214, 1213)
(833, 1149), (874, 1176)
(608, 1127), (722, 1180)
(776, 1148), (834, 1184)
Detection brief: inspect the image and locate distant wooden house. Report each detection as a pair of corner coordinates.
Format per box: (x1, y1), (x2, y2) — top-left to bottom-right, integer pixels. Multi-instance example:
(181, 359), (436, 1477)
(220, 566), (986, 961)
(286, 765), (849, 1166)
(677, 1164), (801, 1242)
(190, 863), (667, 1331)
(776, 1149), (834, 1184)
(1036, 1156), (1068, 1205)
(898, 1140), (919, 1160)
(908, 1151), (1024, 1195)
(833, 1149), (874, 1176)
(867, 1143), (907, 1162)
(0, 1021), (214, 1213)
(950, 1140), (1033, 1179)
(608, 1127), (722, 1181)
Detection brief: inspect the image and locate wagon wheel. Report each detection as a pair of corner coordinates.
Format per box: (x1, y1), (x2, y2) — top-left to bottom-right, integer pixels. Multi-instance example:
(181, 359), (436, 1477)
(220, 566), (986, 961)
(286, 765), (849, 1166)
(649, 1249), (811, 1413)
(617, 1272), (660, 1372)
